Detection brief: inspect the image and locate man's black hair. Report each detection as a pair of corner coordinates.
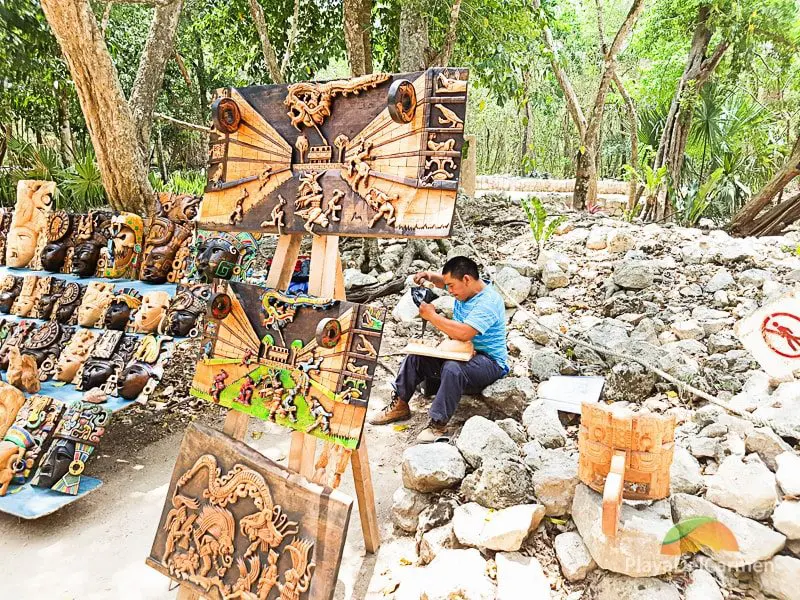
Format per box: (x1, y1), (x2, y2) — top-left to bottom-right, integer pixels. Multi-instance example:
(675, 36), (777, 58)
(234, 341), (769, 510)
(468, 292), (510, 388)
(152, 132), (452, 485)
(442, 256), (480, 280)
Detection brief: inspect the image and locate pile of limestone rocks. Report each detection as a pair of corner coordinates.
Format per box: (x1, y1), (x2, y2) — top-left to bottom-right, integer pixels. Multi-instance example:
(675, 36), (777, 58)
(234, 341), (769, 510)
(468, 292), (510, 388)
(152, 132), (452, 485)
(382, 208), (800, 600)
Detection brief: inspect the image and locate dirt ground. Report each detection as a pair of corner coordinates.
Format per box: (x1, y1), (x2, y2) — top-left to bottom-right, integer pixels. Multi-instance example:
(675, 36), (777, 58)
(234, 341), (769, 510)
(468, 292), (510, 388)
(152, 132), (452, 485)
(0, 364), (430, 600)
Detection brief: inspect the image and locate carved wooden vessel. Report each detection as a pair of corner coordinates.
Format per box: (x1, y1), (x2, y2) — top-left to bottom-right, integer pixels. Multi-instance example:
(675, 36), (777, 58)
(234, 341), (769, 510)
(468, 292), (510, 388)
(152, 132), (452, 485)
(578, 402), (675, 537)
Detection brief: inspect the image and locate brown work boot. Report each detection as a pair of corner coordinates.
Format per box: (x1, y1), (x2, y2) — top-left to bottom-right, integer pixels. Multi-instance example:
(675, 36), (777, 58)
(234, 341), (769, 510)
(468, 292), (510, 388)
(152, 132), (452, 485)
(368, 393), (411, 425)
(416, 419), (449, 443)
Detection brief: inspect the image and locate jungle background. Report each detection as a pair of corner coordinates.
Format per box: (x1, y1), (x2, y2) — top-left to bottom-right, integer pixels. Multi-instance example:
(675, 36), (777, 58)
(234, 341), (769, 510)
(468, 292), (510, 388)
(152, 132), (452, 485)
(0, 0), (798, 230)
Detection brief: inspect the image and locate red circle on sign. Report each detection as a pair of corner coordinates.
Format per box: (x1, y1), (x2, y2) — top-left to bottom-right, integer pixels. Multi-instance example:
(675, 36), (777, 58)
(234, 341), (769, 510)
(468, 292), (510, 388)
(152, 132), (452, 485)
(761, 312), (800, 359)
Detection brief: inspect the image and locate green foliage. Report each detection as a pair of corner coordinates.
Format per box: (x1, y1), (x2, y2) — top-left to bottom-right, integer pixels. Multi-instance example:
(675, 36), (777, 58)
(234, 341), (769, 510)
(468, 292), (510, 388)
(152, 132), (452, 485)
(58, 145), (106, 211)
(521, 196), (566, 252)
(673, 167), (724, 226)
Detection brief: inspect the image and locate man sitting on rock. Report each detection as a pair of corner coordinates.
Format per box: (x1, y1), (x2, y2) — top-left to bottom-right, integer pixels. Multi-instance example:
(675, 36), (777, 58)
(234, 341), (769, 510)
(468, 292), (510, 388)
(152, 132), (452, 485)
(370, 256), (508, 442)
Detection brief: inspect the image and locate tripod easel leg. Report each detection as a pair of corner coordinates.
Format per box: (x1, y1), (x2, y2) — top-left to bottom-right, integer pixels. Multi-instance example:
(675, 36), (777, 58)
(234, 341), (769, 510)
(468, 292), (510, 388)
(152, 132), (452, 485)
(351, 437), (381, 553)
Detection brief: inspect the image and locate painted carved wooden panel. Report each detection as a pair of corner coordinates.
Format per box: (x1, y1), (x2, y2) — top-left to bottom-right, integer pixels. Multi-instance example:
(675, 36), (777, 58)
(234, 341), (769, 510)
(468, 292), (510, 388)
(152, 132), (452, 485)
(578, 402), (675, 501)
(190, 280), (385, 449)
(198, 68), (469, 238)
(146, 422), (352, 600)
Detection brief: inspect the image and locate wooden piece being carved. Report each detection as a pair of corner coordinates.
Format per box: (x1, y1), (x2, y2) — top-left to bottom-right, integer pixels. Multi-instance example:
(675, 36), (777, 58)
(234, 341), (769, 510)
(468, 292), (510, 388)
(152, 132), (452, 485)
(146, 423), (352, 600)
(7, 346), (40, 393)
(198, 68), (469, 237)
(578, 403), (675, 538)
(6, 180), (55, 268)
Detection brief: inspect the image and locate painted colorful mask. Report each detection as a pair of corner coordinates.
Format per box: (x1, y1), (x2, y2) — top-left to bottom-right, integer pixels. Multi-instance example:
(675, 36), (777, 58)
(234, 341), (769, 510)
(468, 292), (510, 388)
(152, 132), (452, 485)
(103, 212), (144, 279)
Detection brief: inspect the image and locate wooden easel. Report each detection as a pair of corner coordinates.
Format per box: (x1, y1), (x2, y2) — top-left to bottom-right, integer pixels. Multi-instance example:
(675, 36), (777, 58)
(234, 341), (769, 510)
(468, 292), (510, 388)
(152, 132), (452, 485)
(177, 233), (380, 599)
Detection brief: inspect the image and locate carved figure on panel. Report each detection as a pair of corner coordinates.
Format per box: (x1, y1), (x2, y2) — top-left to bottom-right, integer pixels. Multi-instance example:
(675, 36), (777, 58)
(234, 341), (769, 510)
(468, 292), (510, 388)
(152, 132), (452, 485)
(6, 180), (55, 268)
(41, 211), (76, 273)
(261, 195), (287, 234)
(343, 140), (372, 193)
(363, 188), (397, 227)
(435, 69), (468, 93)
(435, 104), (464, 129)
(140, 216), (194, 284)
(277, 538), (315, 600)
(103, 212), (144, 279)
(77, 281), (116, 328)
(34, 277), (64, 320)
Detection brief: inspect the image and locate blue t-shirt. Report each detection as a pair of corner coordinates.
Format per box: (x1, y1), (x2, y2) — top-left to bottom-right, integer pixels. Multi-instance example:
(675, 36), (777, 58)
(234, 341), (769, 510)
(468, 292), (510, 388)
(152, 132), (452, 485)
(453, 284), (508, 373)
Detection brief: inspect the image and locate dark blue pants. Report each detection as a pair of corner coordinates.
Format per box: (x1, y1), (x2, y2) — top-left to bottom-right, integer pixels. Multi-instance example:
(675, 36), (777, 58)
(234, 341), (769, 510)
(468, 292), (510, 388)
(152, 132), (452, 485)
(393, 353), (505, 423)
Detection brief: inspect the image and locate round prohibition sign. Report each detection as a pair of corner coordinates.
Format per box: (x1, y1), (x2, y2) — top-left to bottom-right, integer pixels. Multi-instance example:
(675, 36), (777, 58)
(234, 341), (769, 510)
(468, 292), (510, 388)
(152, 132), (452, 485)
(761, 312), (800, 359)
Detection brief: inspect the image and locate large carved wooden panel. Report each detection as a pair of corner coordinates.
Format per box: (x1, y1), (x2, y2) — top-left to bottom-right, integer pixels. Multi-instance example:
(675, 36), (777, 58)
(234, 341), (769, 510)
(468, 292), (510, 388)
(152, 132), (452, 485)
(190, 281), (385, 450)
(198, 68), (469, 238)
(578, 402), (675, 501)
(146, 423), (352, 600)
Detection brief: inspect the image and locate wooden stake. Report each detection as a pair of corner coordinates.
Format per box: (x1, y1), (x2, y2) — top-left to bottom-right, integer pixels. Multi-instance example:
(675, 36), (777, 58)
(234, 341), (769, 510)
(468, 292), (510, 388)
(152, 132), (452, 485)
(350, 437), (381, 553)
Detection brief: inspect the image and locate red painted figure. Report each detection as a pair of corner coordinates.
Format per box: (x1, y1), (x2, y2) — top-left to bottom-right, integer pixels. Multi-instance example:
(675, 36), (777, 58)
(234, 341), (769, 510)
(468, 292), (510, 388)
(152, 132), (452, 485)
(209, 369), (228, 403)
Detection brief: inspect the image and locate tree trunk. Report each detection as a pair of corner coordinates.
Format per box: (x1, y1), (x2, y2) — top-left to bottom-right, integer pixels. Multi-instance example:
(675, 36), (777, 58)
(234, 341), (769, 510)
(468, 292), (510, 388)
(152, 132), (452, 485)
(55, 83), (74, 164)
(193, 32), (209, 114)
(574, 146), (598, 210)
(650, 6), (729, 221)
(729, 135), (800, 236)
(0, 123), (8, 167)
(343, 0), (372, 77)
(40, 0), (154, 214)
(612, 69), (638, 210)
(734, 192), (800, 237)
(399, 0), (429, 71)
(128, 0), (184, 154)
(248, 0), (284, 84)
